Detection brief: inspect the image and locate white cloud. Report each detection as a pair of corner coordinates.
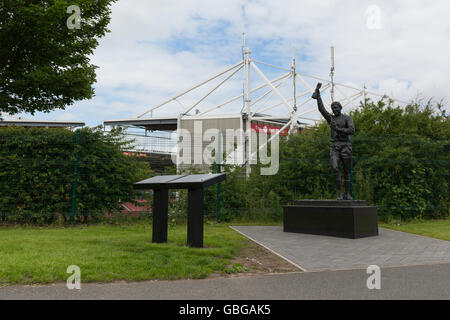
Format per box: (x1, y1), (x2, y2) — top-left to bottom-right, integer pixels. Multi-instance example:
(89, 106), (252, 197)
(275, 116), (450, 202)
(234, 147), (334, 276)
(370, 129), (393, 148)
(22, 0), (450, 125)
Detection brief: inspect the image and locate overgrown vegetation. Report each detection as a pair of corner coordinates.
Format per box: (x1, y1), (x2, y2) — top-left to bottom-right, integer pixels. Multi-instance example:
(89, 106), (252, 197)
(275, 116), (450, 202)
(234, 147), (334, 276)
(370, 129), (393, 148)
(0, 126), (150, 224)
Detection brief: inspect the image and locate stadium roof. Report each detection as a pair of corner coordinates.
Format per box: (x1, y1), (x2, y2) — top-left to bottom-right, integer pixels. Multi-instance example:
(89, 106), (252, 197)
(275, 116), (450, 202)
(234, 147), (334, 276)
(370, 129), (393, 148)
(0, 118), (85, 128)
(103, 117), (178, 131)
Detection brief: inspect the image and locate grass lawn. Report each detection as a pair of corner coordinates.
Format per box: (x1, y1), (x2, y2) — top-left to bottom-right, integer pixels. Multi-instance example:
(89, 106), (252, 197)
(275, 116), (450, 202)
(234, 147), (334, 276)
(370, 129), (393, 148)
(0, 222), (247, 285)
(2, 219), (448, 286)
(380, 219), (450, 241)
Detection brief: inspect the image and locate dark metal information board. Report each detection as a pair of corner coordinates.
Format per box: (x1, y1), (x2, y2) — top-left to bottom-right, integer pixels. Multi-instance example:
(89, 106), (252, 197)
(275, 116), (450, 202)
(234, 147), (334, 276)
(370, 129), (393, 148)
(134, 173), (226, 248)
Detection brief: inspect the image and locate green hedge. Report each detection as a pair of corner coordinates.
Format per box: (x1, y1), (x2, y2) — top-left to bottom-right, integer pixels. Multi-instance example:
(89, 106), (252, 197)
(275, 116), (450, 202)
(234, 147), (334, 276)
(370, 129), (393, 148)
(0, 126), (150, 223)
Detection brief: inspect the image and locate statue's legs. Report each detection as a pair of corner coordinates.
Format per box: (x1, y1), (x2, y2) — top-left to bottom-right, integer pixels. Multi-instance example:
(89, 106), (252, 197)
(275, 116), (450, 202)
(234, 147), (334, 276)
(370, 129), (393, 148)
(331, 146), (343, 200)
(341, 144), (353, 200)
(342, 157), (353, 200)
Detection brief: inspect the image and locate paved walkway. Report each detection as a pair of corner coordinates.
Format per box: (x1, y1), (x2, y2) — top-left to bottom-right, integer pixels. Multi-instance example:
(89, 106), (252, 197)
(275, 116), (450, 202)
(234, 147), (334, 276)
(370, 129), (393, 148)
(1, 264), (449, 299)
(230, 226), (450, 272)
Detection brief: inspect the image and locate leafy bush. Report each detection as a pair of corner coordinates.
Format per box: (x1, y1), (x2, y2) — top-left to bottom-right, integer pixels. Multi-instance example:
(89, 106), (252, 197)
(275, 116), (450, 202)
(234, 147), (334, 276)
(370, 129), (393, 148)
(349, 99), (449, 220)
(0, 126), (150, 224)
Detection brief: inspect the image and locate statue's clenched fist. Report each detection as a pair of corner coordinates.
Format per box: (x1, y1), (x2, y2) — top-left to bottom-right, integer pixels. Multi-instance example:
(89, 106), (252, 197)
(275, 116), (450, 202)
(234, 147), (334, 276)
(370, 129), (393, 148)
(311, 82), (322, 99)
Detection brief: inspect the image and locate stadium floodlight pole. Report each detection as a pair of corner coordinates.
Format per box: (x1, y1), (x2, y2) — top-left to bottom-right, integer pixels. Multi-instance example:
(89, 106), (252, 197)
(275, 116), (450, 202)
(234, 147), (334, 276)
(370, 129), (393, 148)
(243, 39), (253, 176)
(330, 46), (335, 102)
(182, 64), (244, 116)
(363, 83), (367, 105)
(290, 47), (298, 134)
(176, 114), (182, 173)
(198, 72), (291, 117)
(137, 60), (244, 118)
(251, 61), (294, 114)
(292, 47), (297, 112)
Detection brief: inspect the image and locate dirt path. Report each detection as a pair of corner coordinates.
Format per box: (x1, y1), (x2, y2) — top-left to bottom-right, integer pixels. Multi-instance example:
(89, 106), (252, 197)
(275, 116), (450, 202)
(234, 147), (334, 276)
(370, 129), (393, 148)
(208, 238), (301, 278)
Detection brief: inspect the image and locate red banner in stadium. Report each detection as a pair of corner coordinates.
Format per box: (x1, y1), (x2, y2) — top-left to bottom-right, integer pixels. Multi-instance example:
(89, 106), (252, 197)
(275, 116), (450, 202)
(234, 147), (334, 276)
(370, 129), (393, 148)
(251, 123), (289, 136)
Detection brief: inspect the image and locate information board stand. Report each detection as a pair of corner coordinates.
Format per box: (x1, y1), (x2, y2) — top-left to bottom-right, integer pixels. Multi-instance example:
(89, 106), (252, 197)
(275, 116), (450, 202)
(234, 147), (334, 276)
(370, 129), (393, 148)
(134, 173), (226, 247)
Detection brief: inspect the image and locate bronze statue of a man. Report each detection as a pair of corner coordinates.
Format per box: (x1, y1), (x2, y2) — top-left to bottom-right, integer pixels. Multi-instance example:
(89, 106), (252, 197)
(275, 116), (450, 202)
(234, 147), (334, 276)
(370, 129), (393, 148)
(312, 83), (355, 200)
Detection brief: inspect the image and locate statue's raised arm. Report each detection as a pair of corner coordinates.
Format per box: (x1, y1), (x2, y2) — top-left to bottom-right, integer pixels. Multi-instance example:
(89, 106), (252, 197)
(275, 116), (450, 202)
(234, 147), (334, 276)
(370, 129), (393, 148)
(311, 82), (331, 124)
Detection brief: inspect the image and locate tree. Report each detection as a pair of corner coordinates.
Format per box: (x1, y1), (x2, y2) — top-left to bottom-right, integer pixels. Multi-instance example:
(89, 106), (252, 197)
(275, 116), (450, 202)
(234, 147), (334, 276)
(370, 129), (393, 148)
(0, 0), (117, 115)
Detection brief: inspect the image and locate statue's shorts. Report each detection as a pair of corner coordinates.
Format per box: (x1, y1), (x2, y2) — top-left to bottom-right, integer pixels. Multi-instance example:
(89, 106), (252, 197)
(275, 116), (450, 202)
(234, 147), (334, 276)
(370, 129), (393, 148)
(330, 142), (352, 162)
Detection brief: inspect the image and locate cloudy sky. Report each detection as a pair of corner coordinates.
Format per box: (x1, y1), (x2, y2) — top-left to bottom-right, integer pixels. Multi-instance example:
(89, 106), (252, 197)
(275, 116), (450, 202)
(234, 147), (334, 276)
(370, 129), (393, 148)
(19, 0), (450, 126)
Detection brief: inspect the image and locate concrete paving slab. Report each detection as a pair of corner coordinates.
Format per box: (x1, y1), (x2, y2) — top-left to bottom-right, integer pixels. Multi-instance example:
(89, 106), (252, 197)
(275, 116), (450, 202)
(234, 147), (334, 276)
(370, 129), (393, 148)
(230, 226), (450, 272)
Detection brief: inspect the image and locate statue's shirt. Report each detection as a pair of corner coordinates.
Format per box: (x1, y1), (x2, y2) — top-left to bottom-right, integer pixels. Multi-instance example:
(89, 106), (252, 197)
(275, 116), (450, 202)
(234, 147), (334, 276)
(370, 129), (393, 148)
(317, 97), (355, 144)
(330, 114), (354, 143)
(317, 99), (355, 145)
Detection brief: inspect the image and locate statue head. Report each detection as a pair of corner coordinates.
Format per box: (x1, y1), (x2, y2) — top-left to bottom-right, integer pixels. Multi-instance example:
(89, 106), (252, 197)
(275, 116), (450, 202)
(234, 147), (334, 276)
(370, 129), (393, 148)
(331, 101), (342, 116)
